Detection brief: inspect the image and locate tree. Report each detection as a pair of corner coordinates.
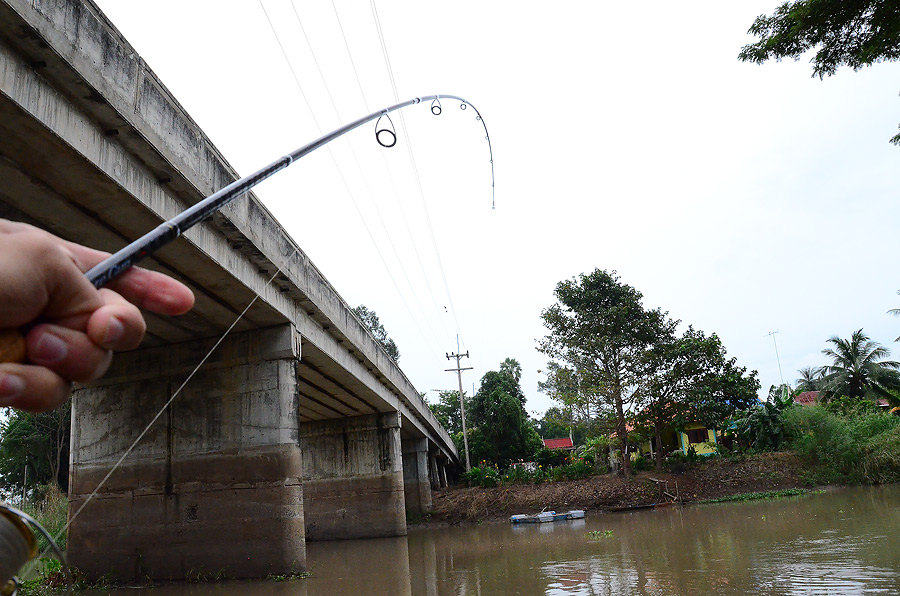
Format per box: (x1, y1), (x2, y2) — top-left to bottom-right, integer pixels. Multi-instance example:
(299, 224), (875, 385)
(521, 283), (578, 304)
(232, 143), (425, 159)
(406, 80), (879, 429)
(428, 390), (467, 435)
(819, 329), (900, 403)
(796, 366), (825, 392)
(539, 270), (668, 477)
(468, 358), (540, 467)
(352, 305), (400, 362)
(0, 404), (71, 496)
(889, 290), (900, 341)
(738, 0), (900, 144)
(733, 384), (794, 451)
(636, 327), (760, 470)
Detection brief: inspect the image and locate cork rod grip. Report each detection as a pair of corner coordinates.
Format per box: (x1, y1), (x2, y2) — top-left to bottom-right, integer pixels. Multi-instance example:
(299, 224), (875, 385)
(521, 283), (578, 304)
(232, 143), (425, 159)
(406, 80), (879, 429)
(0, 330), (26, 364)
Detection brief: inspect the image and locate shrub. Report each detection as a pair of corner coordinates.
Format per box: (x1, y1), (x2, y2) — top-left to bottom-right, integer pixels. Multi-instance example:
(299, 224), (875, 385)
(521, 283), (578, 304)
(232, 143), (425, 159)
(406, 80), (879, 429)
(783, 405), (900, 483)
(463, 464), (500, 488)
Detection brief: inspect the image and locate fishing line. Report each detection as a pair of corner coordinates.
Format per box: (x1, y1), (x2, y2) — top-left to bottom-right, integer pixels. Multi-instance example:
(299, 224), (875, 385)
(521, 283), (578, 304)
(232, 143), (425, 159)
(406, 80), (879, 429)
(3, 95), (493, 585)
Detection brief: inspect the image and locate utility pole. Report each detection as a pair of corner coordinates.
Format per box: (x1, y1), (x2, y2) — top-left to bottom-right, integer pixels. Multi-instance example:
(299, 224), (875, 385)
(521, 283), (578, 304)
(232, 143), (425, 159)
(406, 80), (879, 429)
(446, 343), (473, 472)
(768, 330), (785, 387)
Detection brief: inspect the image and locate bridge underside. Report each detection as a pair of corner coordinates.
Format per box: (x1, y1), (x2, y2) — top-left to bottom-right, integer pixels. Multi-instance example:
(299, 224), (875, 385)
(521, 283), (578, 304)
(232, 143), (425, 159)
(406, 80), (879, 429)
(0, 0), (455, 580)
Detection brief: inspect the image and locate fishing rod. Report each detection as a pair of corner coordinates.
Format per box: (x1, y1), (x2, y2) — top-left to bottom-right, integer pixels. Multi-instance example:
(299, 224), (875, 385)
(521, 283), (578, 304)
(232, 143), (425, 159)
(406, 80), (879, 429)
(0, 93), (493, 588)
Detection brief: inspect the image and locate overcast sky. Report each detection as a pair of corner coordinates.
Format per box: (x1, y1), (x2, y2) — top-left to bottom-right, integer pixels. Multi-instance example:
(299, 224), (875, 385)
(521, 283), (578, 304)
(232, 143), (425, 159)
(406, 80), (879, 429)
(93, 0), (900, 418)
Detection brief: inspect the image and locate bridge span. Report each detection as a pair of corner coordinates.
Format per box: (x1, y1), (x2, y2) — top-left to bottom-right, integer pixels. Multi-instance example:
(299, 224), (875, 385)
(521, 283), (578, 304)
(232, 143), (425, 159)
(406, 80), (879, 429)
(0, 0), (457, 580)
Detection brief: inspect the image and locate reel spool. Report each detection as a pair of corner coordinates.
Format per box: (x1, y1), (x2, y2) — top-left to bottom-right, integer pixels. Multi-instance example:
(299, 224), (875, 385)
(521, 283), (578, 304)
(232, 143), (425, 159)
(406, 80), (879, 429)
(0, 503), (71, 596)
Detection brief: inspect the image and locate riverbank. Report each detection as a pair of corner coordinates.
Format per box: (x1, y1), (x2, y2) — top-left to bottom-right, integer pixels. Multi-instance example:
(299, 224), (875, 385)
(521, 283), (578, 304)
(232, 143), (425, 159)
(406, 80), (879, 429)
(425, 452), (817, 525)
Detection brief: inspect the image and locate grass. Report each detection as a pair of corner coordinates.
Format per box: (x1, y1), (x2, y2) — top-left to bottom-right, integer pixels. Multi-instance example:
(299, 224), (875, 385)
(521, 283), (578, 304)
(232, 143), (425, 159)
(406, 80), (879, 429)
(587, 529), (614, 539)
(697, 488), (822, 504)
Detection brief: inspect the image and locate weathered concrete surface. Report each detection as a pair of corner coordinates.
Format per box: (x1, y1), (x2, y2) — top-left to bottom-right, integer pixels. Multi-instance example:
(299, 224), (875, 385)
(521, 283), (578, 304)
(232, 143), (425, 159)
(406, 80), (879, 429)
(0, 0), (456, 456)
(0, 0), (458, 578)
(300, 413), (406, 540)
(69, 325), (306, 580)
(402, 438), (432, 517)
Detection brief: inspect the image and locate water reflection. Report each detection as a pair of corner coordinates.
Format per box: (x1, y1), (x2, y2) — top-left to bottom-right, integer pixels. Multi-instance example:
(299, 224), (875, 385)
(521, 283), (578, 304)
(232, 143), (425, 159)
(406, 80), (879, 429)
(94, 486), (900, 596)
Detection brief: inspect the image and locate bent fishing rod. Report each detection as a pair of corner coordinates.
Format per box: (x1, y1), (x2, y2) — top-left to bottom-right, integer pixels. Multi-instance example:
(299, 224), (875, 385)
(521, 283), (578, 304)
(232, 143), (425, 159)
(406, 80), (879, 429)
(0, 93), (493, 591)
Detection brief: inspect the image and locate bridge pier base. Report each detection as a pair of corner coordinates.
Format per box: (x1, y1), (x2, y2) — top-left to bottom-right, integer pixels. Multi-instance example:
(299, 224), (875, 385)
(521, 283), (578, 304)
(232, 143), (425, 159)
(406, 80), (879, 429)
(67, 325), (305, 581)
(300, 412), (406, 540)
(402, 438), (432, 517)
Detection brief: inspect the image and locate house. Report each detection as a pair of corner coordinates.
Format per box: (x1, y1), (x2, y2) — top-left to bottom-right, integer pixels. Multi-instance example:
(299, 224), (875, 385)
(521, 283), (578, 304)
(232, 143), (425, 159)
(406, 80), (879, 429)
(636, 422), (718, 459)
(794, 391), (819, 405)
(542, 437), (575, 451)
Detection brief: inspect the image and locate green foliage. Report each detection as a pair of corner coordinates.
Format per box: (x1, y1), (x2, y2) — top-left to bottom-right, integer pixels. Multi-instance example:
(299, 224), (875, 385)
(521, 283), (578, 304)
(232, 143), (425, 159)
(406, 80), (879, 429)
(783, 405), (900, 483)
(540, 269), (670, 476)
(462, 464), (501, 488)
(795, 366), (825, 393)
(732, 386), (794, 451)
(631, 454), (652, 472)
(429, 390), (468, 435)
(468, 358), (540, 467)
(822, 395), (883, 418)
(698, 488), (818, 504)
(352, 305), (400, 362)
(819, 329), (900, 403)
(534, 447), (569, 469)
(0, 404), (71, 493)
(738, 0), (900, 144)
(739, 0), (900, 77)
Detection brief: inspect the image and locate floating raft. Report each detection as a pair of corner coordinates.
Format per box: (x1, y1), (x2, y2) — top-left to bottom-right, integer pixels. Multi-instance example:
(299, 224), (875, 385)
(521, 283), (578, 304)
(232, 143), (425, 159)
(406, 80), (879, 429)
(509, 510), (585, 524)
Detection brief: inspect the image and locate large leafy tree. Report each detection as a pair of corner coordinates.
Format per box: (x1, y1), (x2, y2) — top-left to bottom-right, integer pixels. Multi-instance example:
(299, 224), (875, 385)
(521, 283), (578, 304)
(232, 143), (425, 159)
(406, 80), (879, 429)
(0, 403), (71, 495)
(635, 327), (759, 470)
(738, 0), (900, 144)
(819, 329), (900, 403)
(428, 390), (467, 435)
(468, 358), (540, 467)
(352, 304), (400, 362)
(539, 270), (667, 477)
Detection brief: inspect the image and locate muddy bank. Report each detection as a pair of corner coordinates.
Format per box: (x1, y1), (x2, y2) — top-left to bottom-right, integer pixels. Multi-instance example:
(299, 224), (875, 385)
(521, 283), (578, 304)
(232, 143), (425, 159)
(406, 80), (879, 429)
(425, 452), (814, 525)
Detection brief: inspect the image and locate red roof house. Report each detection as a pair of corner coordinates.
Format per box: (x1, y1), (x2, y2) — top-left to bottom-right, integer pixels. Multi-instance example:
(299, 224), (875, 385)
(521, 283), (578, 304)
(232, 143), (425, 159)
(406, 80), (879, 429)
(794, 391), (819, 405)
(542, 437), (574, 450)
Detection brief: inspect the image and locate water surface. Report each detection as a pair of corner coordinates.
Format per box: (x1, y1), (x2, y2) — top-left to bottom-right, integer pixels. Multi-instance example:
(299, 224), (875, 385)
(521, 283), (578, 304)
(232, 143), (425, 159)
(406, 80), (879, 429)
(100, 485), (900, 595)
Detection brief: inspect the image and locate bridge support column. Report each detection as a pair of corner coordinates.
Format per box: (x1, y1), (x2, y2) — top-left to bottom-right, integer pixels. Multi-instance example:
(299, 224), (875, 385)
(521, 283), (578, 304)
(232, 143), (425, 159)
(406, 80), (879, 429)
(68, 324), (305, 581)
(402, 438), (432, 517)
(300, 412), (405, 540)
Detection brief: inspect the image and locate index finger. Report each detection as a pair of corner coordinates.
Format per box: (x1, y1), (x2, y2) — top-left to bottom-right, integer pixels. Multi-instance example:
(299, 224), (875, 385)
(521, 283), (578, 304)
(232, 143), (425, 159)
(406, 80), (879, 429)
(62, 240), (195, 317)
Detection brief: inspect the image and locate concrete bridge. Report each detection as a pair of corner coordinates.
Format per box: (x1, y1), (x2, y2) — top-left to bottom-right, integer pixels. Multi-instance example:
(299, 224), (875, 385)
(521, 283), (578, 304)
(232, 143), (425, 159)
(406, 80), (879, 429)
(0, 0), (457, 580)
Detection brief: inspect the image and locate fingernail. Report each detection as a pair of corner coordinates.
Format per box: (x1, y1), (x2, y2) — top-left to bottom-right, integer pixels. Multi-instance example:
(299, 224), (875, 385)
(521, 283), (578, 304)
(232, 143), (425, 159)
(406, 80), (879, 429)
(0, 373), (25, 405)
(103, 317), (124, 346)
(34, 332), (68, 363)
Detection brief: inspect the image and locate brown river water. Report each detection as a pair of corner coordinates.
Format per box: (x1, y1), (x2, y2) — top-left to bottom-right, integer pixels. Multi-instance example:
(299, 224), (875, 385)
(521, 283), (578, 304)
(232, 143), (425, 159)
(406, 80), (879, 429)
(98, 485), (900, 596)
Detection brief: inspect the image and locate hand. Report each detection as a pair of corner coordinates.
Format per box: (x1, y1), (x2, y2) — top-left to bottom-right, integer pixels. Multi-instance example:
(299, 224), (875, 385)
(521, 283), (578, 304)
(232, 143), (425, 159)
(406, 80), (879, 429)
(0, 220), (195, 412)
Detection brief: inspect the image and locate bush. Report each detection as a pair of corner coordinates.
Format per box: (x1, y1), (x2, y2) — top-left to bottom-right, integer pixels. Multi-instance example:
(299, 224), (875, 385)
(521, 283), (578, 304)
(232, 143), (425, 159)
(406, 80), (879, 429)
(534, 447), (569, 469)
(463, 464), (500, 488)
(783, 405), (900, 483)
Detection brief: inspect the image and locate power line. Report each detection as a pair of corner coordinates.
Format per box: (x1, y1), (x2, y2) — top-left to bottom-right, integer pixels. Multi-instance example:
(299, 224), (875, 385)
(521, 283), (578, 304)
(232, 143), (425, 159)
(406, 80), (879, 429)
(370, 0), (468, 352)
(330, 0), (455, 346)
(256, 0), (442, 357)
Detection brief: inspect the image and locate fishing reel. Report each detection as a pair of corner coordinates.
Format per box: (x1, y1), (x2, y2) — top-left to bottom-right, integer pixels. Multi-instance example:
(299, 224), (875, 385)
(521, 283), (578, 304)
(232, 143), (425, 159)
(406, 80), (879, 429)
(0, 502), (71, 596)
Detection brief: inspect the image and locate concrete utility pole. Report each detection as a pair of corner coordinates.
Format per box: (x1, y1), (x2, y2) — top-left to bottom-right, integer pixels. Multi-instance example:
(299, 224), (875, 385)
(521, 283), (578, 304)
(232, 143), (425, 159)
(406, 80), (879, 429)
(445, 346), (473, 472)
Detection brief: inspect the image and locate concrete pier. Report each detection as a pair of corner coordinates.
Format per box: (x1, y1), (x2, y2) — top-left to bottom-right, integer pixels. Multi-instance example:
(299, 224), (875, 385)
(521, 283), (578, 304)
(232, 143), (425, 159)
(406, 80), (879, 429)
(68, 325), (306, 581)
(300, 413), (406, 541)
(402, 438), (433, 518)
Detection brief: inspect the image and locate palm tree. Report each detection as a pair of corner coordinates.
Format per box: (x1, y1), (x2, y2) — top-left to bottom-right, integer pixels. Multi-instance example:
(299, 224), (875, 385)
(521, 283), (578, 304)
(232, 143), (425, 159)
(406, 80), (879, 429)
(820, 329), (900, 403)
(889, 290), (900, 342)
(795, 366), (825, 392)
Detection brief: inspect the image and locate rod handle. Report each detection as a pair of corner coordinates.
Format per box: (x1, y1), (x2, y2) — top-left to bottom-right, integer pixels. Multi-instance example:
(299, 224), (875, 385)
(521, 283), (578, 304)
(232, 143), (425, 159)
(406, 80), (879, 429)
(0, 330), (26, 364)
